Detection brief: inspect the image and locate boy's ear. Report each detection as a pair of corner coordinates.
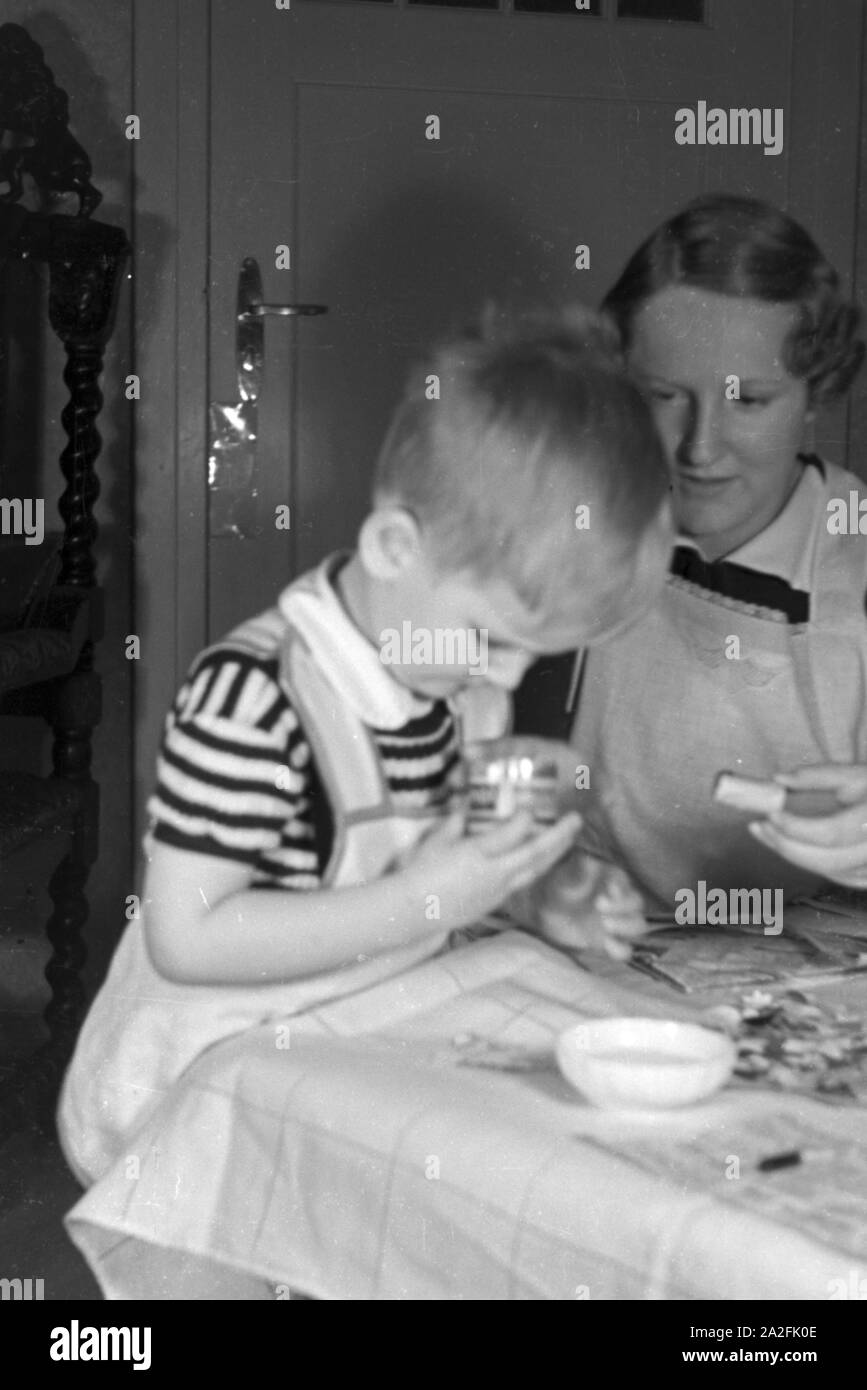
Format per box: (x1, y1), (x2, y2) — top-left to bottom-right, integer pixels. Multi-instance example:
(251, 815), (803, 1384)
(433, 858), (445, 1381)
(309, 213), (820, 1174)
(358, 506), (424, 580)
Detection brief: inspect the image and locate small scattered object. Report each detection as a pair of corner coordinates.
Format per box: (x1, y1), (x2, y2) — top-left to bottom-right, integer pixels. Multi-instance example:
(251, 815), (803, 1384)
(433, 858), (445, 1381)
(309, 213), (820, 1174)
(555, 1017), (736, 1110)
(450, 1031), (552, 1073)
(704, 989), (867, 1103)
(740, 989), (777, 1015)
(757, 1149), (800, 1172)
(713, 771), (842, 818)
(757, 1147), (836, 1172)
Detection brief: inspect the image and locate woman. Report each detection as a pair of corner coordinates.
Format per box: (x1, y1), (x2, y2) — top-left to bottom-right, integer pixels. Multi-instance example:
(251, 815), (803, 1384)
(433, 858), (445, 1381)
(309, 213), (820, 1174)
(519, 193), (867, 941)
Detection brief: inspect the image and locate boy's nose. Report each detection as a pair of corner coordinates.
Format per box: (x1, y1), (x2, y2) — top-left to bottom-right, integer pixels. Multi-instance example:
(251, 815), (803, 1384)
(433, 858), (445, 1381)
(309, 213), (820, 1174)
(485, 650), (533, 690)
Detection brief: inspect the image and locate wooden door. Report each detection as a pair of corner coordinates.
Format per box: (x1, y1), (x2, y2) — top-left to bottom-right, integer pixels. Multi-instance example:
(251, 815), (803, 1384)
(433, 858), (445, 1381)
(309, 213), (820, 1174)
(131, 0), (865, 833)
(205, 0), (864, 639)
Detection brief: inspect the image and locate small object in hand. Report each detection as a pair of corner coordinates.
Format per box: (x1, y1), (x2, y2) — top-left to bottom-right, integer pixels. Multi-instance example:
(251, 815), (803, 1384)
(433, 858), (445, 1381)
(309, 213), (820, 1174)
(713, 772), (787, 817)
(713, 771), (842, 818)
(466, 738), (561, 832)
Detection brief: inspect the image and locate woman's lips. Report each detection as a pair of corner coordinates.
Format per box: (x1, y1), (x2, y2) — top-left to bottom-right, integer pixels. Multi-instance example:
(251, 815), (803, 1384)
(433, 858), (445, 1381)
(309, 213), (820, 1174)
(675, 472), (735, 493)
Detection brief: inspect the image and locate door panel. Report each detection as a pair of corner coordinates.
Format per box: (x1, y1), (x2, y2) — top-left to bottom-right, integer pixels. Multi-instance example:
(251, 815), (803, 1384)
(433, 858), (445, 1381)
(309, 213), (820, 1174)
(207, 0), (861, 638)
(294, 82), (788, 570)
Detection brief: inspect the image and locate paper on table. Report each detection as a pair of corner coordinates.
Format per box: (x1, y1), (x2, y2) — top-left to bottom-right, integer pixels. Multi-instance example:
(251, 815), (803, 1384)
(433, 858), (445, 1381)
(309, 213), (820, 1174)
(630, 924), (867, 995)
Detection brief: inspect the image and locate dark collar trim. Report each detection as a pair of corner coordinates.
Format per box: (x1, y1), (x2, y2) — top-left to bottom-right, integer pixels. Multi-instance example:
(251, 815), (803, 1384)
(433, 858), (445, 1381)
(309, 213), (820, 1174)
(670, 546), (810, 623)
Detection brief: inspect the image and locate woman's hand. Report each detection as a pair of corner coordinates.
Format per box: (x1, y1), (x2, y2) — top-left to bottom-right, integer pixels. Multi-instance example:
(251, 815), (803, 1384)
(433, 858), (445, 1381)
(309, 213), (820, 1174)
(511, 847), (648, 961)
(748, 764), (867, 888)
(401, 807), (582, 934)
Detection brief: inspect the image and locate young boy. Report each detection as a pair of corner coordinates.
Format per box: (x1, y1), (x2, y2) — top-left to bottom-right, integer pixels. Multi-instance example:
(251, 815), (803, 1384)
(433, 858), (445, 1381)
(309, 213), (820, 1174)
(59, 307), (672, 1184)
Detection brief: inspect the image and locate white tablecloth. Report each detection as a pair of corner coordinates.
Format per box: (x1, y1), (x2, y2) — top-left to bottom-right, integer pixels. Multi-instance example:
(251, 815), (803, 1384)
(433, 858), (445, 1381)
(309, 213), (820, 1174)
(63, 930), (867, 1300)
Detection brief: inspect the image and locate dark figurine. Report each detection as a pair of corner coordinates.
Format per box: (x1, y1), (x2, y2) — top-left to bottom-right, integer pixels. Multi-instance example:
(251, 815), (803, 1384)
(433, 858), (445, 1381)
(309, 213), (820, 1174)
(0, 22), (102, 217)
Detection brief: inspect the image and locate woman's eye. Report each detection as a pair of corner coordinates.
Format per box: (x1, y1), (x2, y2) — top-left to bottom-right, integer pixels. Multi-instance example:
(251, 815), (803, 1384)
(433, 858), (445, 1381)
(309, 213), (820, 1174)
(650, 388), (679, 403)
(737, 394), (770, 408)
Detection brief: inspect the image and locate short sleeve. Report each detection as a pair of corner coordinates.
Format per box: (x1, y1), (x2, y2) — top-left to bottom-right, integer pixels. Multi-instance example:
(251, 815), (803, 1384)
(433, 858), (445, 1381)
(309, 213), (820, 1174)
(145, 648), (314, 870)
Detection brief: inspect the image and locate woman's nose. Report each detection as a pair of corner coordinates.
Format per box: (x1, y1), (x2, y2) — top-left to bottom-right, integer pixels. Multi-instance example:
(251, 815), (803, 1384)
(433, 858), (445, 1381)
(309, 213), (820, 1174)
(678, 396), (725, 469)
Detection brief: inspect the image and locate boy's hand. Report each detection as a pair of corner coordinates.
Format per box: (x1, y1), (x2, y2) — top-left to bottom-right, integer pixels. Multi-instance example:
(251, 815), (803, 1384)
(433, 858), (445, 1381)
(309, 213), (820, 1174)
(402, 807), (581, 934)
(513, 848), (648, 961)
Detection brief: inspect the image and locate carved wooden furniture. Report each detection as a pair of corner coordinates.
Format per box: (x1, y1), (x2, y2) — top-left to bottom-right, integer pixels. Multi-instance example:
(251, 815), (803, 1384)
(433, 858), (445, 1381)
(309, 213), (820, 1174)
(0, 22), (129, 1131)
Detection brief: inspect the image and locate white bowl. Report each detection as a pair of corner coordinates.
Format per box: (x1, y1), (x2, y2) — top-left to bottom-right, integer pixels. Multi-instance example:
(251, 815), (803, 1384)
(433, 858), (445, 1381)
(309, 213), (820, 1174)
(555, 1017), (737, 1110)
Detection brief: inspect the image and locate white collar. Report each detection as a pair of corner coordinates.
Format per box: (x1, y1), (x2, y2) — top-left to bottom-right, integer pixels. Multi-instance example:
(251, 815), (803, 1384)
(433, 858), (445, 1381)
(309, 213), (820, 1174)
(276, 553), (434, 730)
(676, 459), (823, 592)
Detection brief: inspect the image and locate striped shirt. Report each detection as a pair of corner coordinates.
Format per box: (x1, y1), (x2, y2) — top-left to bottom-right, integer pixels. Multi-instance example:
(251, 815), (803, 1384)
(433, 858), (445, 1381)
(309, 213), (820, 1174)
(145, 646), (463, 889)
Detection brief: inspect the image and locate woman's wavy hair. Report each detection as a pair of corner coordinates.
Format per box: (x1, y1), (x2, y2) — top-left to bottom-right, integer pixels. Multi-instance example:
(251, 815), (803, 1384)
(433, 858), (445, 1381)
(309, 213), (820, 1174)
(602, 194), (864, 405)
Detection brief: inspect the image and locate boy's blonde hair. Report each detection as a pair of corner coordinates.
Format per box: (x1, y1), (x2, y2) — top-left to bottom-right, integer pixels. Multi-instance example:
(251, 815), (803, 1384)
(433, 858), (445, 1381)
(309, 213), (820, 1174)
(374, 305), (669, 619)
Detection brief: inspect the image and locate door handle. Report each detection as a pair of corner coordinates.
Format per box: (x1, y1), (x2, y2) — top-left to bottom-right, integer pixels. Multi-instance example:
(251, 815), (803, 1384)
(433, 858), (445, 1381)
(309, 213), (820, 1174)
(208, 258), (328, 539)
(240, 303), (328, 319)
(236, 256), (327, 402)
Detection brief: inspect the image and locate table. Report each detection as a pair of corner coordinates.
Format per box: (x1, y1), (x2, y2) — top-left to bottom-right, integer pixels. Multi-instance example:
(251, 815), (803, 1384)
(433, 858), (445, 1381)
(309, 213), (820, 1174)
(64, 928), (867, 1300)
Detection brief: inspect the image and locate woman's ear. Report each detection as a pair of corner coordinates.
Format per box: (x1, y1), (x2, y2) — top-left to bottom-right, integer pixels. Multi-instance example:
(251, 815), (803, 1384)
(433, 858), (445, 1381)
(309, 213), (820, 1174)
(358, 505), (424, 581)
